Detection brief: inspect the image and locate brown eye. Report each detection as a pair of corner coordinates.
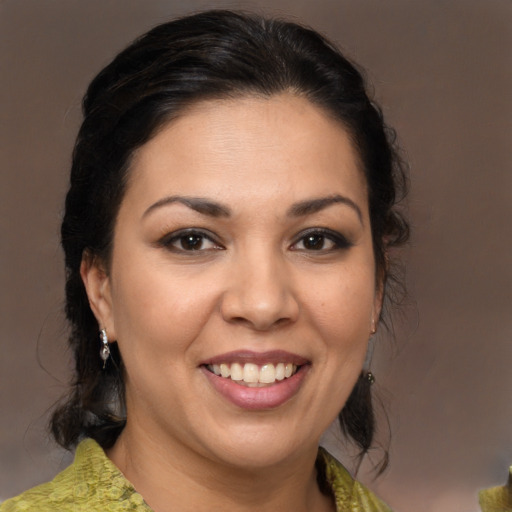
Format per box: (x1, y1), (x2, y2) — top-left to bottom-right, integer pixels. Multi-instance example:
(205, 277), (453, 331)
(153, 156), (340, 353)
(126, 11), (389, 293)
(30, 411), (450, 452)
(303, 234), (327, 250)
(291, 228), (352, 252)
(159, 229), (223, 253)
(179, 233), (206, 251)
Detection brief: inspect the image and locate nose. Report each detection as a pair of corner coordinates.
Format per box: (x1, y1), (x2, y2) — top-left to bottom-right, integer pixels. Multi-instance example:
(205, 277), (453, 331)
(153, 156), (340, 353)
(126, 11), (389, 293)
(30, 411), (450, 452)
(220, 250), (299, 331)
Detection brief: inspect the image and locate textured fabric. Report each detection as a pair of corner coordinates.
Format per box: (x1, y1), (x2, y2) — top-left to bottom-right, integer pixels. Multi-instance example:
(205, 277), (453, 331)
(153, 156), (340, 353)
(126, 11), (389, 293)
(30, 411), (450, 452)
(479, 467), (512, 512)
(319, 448), (392, 512)
(1, 439), (392, 511)
(1, 440), (151, 512)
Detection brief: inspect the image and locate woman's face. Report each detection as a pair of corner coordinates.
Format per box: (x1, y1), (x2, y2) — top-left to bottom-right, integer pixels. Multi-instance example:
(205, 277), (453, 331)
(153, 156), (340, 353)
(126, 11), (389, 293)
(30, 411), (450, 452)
(85, 94), (381, 469)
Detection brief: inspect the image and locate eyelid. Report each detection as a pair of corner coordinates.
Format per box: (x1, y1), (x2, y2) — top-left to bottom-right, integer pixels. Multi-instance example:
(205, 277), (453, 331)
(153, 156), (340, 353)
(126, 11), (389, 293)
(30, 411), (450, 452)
(157, 228), (224, 251)
(290, 227), (353, 251)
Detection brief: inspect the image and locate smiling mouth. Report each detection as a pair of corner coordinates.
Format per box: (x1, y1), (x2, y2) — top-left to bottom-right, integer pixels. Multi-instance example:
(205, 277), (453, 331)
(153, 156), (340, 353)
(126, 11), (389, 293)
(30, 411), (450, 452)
(205, 362), (300, 387)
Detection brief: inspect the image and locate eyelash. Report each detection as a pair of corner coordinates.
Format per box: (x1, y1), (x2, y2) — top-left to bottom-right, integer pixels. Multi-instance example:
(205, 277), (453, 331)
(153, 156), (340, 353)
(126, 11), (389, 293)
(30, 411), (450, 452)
(290, 228), (352, 252)
(157, 227), (352, 254)
(158, 229), (223, 253)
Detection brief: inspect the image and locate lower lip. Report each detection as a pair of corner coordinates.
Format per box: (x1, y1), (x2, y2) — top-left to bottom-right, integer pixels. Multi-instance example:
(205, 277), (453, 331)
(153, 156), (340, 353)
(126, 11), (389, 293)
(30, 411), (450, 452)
(201, 365), (310, 410)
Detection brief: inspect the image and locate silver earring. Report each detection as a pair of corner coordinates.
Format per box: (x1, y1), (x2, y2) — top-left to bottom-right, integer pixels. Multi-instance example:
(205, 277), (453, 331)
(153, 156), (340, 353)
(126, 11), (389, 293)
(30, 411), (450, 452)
(100, 329), (110, 369)
(364, 371), (376, 385)
(364, 324), (376, 383)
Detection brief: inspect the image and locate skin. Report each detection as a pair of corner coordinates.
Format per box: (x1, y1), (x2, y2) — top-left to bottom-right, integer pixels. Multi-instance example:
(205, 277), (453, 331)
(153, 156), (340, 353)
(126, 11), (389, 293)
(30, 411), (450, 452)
(82, 93), (382, 512)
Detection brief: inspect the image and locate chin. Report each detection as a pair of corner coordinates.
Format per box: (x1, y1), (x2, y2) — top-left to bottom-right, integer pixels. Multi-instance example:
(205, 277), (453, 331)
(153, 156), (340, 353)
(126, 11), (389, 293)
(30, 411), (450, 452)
(203, 422), (317, 470)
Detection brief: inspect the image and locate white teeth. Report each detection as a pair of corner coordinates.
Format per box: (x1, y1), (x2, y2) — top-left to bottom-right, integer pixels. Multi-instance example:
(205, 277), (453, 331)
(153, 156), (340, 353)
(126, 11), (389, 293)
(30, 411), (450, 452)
(208, 362), (299, 385)
(230, 363), (243, 381)
(259, 364), (276, 383)
(220, 363), (231, 378)
(275, 363), (285, 381)
(243, 363), (259, 383)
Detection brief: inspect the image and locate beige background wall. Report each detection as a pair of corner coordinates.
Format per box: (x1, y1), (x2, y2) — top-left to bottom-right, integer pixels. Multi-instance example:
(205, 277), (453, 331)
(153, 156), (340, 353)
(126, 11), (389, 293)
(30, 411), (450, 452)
(1, 1), (511, 511)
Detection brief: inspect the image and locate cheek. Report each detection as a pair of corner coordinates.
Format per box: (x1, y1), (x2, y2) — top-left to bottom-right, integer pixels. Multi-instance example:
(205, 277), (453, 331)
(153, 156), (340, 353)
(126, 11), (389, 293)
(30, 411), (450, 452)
(305, 265), (375, 396)
(296, 269), (375, 432)
(307, 267), (376, 342)
(110, 261), (221, 360)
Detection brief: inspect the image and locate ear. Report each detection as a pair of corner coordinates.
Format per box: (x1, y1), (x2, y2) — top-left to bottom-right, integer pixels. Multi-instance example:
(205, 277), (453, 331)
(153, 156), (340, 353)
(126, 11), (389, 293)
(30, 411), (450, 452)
(80, 251), (117, 340)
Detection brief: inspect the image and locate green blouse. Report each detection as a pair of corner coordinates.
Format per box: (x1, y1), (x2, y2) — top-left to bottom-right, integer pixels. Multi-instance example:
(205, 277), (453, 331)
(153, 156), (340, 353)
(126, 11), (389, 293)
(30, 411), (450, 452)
(479, 467), (512, 512)
(1, 439), (392, 512)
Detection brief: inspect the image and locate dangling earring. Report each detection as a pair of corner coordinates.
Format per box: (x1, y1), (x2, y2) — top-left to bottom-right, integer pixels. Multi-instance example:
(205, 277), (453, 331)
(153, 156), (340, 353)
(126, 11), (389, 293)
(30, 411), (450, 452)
(364, 319), (377, 384)
(364, 371), (375, 385)
(100, 328), (110, 369)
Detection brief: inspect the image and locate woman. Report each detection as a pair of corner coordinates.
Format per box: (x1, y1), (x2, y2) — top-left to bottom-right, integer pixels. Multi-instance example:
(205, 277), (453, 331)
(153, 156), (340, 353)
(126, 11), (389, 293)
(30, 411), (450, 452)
(1, 10), (408, 512)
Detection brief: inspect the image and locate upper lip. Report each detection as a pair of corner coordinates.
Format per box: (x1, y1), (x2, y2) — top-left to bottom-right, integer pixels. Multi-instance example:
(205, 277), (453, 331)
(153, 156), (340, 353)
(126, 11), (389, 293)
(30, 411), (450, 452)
(201, 350), (309, 366)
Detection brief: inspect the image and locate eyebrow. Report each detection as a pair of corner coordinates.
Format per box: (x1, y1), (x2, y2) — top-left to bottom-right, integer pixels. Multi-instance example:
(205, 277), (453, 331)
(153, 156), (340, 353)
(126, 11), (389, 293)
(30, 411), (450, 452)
(143, 196), (231, 218)
(142, 193), (363, 224)
(287, 194), (363, 224)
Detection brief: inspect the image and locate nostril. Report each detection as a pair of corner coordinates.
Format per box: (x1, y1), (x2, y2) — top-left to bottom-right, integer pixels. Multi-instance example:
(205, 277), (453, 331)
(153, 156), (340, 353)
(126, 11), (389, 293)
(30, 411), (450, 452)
(220, 277), (300, 330)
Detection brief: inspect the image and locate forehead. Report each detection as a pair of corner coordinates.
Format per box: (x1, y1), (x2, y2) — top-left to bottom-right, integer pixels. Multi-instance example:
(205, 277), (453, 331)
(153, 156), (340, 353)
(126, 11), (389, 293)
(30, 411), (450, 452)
(126, 94), (368, 212)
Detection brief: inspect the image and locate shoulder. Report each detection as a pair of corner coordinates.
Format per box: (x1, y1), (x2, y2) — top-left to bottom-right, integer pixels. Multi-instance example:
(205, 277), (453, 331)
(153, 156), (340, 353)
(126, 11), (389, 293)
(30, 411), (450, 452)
(0, 439), (150, 512)
(479, 466), (512, 512)
(319, 447), (393, 512)
(0, 463), (76, 512)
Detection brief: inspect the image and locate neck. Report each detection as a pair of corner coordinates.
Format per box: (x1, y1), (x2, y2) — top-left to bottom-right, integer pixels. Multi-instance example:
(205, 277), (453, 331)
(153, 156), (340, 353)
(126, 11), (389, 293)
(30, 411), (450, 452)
(107, 422), (335, 512)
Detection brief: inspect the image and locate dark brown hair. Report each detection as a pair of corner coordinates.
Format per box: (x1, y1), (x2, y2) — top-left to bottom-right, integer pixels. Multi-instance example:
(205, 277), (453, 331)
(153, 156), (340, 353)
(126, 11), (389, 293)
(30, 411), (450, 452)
(52, 9), (409, 468)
